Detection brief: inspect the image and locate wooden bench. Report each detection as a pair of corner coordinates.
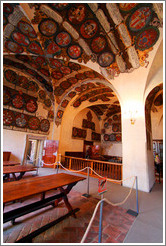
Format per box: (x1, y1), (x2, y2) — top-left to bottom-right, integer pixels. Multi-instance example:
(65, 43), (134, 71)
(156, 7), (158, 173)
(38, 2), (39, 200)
(3, 173), (86, 243)
(3, 165), (37, 181)
(3, 161), (21, 166)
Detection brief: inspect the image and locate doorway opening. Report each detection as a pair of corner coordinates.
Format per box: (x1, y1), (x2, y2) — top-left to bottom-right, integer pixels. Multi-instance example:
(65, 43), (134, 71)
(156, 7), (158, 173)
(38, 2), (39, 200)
(83, 140), (93, 158)
(23, 135), (46, 167)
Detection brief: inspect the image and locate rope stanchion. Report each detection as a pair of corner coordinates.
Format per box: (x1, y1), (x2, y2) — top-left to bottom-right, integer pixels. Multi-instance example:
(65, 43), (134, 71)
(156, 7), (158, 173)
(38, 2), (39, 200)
(98, 194), (104, 243)
(80, 176), (137, 243)
(136, 176), (139, 214)
(82, 167), (90, 198)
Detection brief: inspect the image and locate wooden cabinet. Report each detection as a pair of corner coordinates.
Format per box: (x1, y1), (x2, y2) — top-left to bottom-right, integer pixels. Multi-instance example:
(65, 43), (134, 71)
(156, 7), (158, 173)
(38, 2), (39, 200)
(3, 152), (11, 161)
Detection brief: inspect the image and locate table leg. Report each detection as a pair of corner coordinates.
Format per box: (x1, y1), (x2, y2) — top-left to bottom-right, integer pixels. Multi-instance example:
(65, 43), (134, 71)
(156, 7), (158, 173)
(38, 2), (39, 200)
(59, 187), (76, 218)
(12, 173), (17, 181)
(17, 172), (25, 180)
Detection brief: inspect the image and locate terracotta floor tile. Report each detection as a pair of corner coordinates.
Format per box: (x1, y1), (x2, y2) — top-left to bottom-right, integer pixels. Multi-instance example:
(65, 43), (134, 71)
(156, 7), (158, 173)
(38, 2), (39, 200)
(3, 189), (136, 243)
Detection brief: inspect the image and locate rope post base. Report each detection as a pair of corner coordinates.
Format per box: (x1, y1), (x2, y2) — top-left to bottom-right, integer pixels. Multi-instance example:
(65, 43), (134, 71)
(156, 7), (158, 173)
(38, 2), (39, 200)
(82, 193), (91, 198)
(82, 167), (90, 198)
(127, 209), (138, 217)
(127, 176), (139, 217)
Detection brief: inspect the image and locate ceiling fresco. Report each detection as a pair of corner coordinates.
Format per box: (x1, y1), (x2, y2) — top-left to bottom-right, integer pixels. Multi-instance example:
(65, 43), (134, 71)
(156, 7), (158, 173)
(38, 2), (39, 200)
(3, 3), (163, 126)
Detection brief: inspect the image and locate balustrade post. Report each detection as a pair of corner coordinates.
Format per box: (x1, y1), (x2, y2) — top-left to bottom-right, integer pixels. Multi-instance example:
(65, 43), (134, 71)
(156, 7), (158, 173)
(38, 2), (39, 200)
(91, 161), (93, 175)
(69, 158), (72, 170)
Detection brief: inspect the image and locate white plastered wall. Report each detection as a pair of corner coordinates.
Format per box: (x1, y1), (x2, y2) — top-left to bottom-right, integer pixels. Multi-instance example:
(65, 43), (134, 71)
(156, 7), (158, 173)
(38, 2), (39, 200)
(58, 106), (101, 155)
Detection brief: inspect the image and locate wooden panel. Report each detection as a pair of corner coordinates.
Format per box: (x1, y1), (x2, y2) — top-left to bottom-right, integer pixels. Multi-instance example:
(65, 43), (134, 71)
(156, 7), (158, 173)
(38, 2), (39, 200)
(3, 152), (11, 161)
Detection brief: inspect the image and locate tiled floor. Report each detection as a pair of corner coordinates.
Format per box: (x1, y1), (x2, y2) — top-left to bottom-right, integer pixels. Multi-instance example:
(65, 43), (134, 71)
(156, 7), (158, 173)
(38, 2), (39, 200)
(3, 189), (135, 243)
(3, 167), (163, 244)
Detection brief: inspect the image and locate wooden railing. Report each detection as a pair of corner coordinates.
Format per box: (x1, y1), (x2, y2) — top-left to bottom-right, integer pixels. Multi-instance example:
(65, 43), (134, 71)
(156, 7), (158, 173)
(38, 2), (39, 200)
(61, 156), (123, 182)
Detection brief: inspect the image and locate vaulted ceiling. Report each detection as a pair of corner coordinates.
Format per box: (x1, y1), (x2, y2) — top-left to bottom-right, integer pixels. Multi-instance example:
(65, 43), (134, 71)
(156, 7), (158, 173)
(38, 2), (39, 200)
(3, 3), (163, 125)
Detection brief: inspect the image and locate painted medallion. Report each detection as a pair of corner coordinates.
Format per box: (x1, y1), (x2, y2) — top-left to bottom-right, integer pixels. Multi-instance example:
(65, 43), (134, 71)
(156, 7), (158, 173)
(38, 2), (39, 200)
(72, 127), (78, 137)
(48, 110), (54, 119)
(68, 91), (76, 98)
(60, 81), (71, 90)
(5, 40), (23, 53)
(28, 116), (40, 130)
(113, 114), (119, 121)
(73, 100), (81, 107)
(12, 31), (30, 47)
(40, 119), (50, 132)
(55, 31), (71, 47)
(128, 5), (152, 32)
(75, 87), (83, 92)
(104, 134), (110, 141)
(116, 134), (121, 142)
(18, 20), (37, 38)
(18, 76), (29, 89)
(48, 58), (63, 68)
(15, 113), (28, 128)
(28, 81), (39, 92)
(4, 69), (18, 84)
(12, 94), (24, 109)
(3, 88), (11, 105)
(45, 41), (61, 56)
(119, 3), (138, 13)
(98, 52), (114, 67)
(67, 77), (78, 84)
(29, 62), (40, 70)
(80, 19), (98, 39)
(3, 109), (14, 126)
(60, 66), (71, 75)
(112, 123), (121, 132)
(39, 90), (46, 100)
(51, 71), (63, 80)
(75, 73), (86, 80)
(68, 4), (86, 25)
(54, 87), (64, 96)
(50, 3), (69, 11)
(67, 45), (82, 59)
(15, 54), (30, 63)
(61, 99), (69, 108)
(89, 97), (97, 102)
(84, 71), (96, 78)
(80, 95), (88, 102)
(39, 18), (58, 37)
(3, 15), (8, 26)
(104, 122), (109, 128)
(68, 62), (81, 71)
(3, 3), (14, 15)
(108, 118), (112, 125)
(57, 110), (64, 119)
(135, 26), (159, 51)
(26, 99), (38, 113)
(27, 41), (44, 55)
(110, 133), (116, 141)
(91, 36), (107, 53)
(40, 68), (50, 77)
(35, 56), (47, 66)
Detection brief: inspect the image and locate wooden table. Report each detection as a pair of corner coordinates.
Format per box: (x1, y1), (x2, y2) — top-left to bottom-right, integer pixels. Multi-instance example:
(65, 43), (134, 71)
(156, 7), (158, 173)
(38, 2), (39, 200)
(3, 173), (86, 243)
(3, 161), (21, 166)
(3, 165), (37, 181)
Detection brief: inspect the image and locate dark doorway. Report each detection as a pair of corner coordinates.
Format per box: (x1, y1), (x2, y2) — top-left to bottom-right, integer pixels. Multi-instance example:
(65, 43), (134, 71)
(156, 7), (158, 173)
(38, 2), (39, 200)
(83, 140), (93, 158)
